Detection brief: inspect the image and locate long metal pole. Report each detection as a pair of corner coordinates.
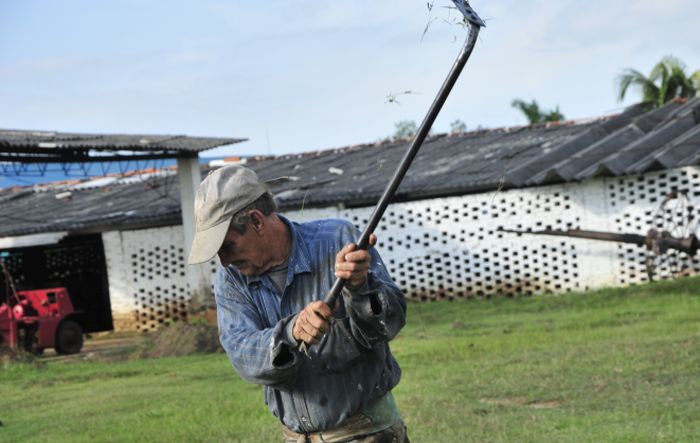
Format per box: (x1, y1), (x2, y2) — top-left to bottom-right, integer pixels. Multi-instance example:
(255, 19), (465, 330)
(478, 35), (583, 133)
(499, 228), (648, 247)
(323, 23), (482, 308)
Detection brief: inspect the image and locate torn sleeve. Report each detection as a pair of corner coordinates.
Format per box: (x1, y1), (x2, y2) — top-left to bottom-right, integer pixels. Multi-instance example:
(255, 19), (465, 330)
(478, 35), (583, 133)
(338, 224), (407, 349)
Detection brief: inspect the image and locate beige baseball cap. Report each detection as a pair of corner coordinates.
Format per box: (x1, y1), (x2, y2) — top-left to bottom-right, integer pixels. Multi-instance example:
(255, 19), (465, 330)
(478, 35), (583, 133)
(187, 165), (271, 265)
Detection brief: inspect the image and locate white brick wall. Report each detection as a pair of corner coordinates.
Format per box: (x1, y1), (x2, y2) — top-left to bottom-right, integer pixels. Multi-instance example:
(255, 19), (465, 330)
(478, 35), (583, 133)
(103, 166), (700, 331)
(102, 226), (217, 330)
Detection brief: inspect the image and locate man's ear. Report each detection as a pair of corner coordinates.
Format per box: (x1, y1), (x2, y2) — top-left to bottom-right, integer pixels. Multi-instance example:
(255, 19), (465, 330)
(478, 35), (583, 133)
(249, 210), (265, 234)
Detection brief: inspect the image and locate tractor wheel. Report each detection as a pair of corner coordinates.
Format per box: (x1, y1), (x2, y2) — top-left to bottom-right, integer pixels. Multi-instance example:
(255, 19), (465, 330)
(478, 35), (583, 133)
(55, 320), (84, 355)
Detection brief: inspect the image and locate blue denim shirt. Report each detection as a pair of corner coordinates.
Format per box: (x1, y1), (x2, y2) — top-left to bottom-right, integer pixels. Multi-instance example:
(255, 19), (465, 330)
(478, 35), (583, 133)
(213, 216), (406, 433)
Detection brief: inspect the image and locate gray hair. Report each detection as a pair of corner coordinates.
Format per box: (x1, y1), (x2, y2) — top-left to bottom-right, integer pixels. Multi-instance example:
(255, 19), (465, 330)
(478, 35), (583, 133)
(229, 192), (278, 234)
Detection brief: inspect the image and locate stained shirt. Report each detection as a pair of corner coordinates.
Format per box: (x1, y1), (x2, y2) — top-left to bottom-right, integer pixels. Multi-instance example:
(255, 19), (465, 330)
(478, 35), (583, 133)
(213, 216), (407, 433)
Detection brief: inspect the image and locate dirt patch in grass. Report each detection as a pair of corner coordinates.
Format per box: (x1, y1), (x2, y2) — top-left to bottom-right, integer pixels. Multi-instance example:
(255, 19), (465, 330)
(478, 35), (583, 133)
(0, 348), (45, 368)
(479, 397), (562, 409)
(135, 322), (223, 358)
(1, 348), (28, 362)
(527, 400), (562, 409)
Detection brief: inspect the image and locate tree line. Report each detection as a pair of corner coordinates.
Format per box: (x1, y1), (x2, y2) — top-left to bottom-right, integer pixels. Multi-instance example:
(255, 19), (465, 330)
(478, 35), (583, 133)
(388, 55), (700, 139)
(511, 55), (699, 125)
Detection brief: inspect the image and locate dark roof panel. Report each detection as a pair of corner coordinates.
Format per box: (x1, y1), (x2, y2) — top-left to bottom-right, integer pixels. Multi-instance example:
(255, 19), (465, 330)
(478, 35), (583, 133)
(628, 124), (700, 173)
(538, 125), (647, 184)
(606, 100), (699, 172)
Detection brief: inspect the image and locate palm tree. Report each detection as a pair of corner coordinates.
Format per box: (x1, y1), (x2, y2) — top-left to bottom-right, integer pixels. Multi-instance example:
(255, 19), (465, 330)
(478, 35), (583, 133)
(692, 70), (700, 95)
(511, 99), (565, 124)
(544, 106), (565, 122)
(617, 55), (699, 108)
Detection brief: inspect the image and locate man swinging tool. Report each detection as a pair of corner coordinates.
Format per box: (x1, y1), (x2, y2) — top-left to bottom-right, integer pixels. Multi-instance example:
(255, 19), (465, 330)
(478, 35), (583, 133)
(188, 2), (483, 441)
(188, 165), (409, 442)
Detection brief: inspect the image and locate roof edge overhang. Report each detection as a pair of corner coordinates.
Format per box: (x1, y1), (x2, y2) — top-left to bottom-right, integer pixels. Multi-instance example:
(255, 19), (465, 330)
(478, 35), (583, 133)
(0, 231), (68, 249)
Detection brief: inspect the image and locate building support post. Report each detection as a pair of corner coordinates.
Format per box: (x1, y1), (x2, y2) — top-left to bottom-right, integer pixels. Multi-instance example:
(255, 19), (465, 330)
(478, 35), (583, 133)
(177, 156), (212, 311)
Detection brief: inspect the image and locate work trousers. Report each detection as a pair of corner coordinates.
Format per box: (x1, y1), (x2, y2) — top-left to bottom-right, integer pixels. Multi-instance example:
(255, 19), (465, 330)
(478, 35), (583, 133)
(282, 418), (410, 443)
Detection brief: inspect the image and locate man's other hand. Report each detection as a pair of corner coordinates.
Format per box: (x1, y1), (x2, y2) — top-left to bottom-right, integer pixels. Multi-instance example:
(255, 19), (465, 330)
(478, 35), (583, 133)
(293, 301), (331, 345)
(335, 234), (377, 290)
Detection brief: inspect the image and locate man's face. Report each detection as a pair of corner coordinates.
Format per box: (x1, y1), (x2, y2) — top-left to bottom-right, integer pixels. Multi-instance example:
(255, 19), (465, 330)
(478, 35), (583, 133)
(217, 220), (267, 276)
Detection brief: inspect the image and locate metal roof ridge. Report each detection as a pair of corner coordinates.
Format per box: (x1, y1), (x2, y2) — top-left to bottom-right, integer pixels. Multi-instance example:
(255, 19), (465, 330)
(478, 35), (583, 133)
(656, 125), (700, 168)
(677, 149), (700, 167)
(626, 157), (668, 175)
(506, 123), (612, 186)
(665, 96), (700, 119)
(574, 161), (617, 181)
(629, 101), (684, 132)
(540, 124), (648, 185)
(534, 168), (568, 186)
(593, 110), (698, 176)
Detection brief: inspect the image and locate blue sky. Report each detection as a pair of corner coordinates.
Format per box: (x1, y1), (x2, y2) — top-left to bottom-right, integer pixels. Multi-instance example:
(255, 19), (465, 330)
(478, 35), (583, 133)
(1, 0), (699, 159)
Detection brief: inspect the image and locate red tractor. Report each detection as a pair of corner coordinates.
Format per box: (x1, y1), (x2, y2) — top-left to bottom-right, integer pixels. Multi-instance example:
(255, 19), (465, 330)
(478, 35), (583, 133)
(0, 260), (84, 355)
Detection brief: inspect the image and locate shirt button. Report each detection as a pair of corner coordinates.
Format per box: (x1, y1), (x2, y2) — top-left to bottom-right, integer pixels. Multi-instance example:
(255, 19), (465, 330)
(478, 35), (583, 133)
(301, 416), (309, 423)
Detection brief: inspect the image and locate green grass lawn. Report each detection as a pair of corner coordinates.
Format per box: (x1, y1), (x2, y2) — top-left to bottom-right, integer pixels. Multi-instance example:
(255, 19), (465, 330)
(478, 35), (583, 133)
(2, 277), (700, 442)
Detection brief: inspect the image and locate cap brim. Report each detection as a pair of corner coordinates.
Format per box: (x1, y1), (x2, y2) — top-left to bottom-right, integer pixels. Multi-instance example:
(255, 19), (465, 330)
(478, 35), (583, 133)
(187, 218), (231, 265)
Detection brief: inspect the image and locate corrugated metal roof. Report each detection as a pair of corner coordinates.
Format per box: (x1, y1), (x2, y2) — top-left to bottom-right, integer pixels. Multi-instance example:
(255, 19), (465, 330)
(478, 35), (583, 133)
(0, 129), (245, 156)
(0, 100), (698, 238)
(0, 176), (182, 237)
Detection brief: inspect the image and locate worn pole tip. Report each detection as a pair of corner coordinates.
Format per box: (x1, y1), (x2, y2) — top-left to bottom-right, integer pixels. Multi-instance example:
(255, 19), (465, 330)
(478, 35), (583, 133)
(451, 0), (486, 27)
